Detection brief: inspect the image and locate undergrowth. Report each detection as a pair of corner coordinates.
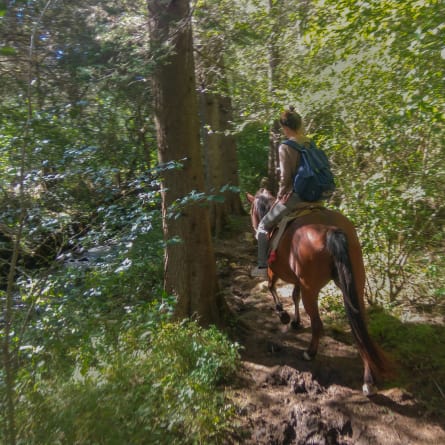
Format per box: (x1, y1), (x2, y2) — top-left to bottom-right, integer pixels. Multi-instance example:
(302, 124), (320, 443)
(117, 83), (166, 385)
(320, 294), (445, 418)
(14, 319), (240, 445)
(368, 307), (445, 417)
(1, 224), (241, 444)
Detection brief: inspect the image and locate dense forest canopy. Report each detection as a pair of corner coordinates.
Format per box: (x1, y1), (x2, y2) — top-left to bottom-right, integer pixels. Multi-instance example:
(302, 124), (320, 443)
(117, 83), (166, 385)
(1, 0), (444, 443)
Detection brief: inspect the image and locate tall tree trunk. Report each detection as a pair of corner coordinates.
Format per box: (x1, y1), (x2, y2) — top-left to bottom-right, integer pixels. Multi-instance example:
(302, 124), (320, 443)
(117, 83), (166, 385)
(200, 90), (244, 236)
(268, 119), (281, 194)
(200, 90), (224, 235)
(267, 0), (281, 194)
(197, 39), (244, 235)
(218, 95), (244, 215)
(147, 0), (224, 326)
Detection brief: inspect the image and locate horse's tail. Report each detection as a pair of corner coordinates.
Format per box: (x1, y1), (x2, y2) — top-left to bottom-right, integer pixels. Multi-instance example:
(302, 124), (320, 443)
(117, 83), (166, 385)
(326, 229), (391, 380)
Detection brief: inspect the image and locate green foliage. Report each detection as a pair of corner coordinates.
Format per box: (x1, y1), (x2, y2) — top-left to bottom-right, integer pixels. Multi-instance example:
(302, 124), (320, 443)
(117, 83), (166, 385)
(1, 0), (444, 440)
(11, 320), (240, 445)
(368, 307), (445, 415)
(226, 0), (445, 303)
(236, 122), (270, 194)
(0, 45), (16, 55)
(320, 294), (346, 318)
(1, 163), (239, 444)
(318, 293), (350, 338)
(302, 0), (444, 302)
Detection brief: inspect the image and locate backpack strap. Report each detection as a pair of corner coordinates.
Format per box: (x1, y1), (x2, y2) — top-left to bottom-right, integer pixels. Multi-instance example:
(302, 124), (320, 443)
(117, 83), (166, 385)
(282, 139), (314, 152)
(282, 139), (303, 152)
(283, 139), (322, 172)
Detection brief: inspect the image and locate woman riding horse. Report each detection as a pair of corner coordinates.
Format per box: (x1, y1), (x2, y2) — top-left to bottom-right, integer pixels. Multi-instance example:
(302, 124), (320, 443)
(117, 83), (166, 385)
(248, 108), (392, 395)
(251, 106), (310, 278)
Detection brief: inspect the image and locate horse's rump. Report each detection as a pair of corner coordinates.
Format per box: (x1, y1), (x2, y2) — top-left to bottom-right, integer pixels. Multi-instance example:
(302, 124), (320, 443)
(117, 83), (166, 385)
(270, 208), (362, 287)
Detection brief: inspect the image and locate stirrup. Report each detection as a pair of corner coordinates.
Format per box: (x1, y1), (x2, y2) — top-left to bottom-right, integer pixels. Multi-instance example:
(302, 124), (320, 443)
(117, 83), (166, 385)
(251, 266), (268, 278)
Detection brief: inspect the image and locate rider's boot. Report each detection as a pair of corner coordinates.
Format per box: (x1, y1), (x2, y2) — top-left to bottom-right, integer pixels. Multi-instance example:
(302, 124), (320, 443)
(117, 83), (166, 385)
(251, 231), (269, 278)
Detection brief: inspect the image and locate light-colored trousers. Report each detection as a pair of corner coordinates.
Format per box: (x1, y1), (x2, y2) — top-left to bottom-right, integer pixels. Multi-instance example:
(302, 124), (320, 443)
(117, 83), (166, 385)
(256, 192), (303, 267)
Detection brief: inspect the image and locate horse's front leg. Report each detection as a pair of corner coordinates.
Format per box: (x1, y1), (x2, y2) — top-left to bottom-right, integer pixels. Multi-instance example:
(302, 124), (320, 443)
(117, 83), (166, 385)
(268, 273), (291, 324)
(362, 360), (378, 396)
(291, 285), (302, 330)
(301, 290), (323, 360)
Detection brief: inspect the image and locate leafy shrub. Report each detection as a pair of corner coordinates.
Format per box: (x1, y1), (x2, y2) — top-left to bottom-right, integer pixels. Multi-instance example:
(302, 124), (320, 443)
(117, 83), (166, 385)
(14, 321), (240, 445)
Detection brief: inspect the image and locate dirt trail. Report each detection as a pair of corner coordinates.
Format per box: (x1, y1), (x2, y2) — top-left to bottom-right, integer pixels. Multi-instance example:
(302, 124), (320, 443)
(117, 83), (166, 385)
(215, 222), (445, 445)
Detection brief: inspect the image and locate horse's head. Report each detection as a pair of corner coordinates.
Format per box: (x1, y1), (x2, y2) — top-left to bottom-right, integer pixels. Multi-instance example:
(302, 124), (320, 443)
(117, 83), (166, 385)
(246, 188), (275, 231)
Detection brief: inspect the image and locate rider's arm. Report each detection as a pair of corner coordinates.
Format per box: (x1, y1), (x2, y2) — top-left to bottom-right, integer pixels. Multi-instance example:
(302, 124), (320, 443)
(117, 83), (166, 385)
(277, 144), (300, 201)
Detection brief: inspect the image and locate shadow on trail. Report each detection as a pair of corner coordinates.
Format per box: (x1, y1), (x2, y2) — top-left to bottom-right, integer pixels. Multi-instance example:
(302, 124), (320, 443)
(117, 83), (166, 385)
(230, 274), (444, 426)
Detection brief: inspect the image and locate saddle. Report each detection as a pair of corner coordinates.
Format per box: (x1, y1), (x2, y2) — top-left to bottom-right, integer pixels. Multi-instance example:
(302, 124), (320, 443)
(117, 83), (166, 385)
(268, 202), (325, 264)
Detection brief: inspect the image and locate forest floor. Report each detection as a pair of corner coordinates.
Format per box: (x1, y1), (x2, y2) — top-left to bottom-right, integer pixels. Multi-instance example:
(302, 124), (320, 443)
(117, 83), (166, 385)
(214, 216), (445, 445)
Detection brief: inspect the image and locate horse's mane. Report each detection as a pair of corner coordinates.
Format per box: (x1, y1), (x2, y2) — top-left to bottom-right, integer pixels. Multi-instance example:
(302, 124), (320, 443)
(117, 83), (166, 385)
(254, 188), (275, 220)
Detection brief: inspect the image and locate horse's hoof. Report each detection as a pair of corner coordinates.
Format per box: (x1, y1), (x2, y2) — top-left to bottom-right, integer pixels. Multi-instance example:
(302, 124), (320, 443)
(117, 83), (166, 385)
(291, 320), (302, 330)
(303, 351), (313, 361)
(279, 311), (291, 324)
(362, 383), (378, 397)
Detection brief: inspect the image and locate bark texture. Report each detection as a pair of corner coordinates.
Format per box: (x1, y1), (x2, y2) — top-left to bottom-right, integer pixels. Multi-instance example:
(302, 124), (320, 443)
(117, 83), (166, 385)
(197, 38), (244, 236)
(147, 0), (223, 325)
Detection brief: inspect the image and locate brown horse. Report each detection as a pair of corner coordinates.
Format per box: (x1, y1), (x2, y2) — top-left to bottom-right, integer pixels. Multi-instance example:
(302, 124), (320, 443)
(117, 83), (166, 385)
(247, 188), (391, 396)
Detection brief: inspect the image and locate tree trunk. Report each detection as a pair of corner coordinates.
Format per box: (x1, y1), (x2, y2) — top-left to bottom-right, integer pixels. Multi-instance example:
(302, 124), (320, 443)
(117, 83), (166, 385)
(268, 119), (281, 194)
(197, 37), (244, 235)
(200, 91), (244, 236)
(219, 95), (244, 215)
(200, 90), (225, 235)
(267, 0), (282, 194)
(147, 0), (224, 326)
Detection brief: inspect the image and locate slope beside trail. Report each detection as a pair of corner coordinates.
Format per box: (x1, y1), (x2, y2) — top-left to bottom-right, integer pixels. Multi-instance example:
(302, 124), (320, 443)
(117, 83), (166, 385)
(215, 217), (445, 445)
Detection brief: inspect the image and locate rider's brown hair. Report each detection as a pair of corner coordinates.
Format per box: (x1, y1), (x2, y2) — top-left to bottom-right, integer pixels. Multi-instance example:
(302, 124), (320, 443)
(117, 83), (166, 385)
(279, 106), (302, 131)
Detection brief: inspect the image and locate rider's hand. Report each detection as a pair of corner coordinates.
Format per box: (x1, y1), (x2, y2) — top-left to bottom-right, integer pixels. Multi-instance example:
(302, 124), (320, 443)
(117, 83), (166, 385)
(278, 193), (292, 204)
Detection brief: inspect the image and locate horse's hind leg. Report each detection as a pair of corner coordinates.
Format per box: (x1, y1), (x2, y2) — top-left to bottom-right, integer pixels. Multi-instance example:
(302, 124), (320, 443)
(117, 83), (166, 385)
(332, 281), (376, 393)
(291, 285), (302, 330)
(301, 290), (323, 360)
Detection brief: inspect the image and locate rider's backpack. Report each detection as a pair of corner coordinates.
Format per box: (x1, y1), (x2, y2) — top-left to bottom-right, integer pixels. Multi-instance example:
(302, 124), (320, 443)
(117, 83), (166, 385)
(283, 139), (336, 202)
